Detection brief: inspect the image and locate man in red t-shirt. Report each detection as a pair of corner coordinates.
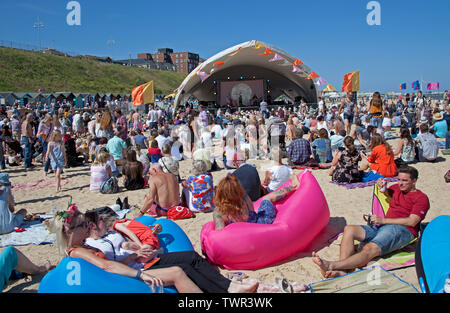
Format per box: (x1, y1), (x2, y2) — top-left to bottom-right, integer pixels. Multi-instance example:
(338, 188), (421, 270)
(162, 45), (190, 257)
(312, 166), (430, 278)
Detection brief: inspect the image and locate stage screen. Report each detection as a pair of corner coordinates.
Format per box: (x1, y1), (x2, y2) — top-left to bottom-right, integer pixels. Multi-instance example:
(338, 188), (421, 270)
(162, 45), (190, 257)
(219, 80), (264, 106)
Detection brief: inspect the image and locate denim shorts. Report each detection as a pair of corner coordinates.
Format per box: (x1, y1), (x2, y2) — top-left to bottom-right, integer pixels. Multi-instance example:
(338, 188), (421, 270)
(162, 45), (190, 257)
(343, 113), (354, 123)
(361, 224), (414, 256)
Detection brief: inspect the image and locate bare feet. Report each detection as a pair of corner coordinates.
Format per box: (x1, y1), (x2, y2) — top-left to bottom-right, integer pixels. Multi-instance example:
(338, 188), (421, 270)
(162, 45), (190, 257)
(228, 281), (259, 293)
(311, 252), (346, 279)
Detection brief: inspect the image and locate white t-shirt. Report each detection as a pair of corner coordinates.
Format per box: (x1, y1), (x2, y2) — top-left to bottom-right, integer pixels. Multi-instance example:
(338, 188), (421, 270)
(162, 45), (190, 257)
(148, 110), (158, 123)
(85, 232), (135, 263)
(382, 117), (392, 127)
(268, 164), (292, 191)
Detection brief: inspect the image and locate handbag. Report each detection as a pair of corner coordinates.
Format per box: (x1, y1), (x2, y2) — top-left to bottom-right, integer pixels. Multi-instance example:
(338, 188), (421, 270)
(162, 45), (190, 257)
(167, 206), (195, 220)
(100, 177), (119, 194)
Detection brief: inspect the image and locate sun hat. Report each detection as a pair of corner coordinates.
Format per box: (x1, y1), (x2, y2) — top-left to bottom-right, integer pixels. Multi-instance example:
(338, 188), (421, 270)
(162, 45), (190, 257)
(433, 112), (443, 121)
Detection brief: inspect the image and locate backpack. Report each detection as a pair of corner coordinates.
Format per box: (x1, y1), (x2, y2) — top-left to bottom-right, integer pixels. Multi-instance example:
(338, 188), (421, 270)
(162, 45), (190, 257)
(167, 206), (195, 220)
(445, 170), (450, 183)
(100, 176), (119, 194)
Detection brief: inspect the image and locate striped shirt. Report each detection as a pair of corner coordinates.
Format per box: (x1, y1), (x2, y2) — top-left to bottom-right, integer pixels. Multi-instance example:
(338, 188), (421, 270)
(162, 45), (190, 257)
(90, 165), (110, 192)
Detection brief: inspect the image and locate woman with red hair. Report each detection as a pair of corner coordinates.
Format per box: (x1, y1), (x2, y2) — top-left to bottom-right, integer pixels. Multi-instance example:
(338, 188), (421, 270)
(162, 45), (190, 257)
(213, 173), (300, 230)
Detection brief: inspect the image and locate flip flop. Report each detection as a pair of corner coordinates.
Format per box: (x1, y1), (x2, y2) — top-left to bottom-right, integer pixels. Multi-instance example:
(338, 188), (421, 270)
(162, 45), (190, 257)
(14, 227), (25, 232)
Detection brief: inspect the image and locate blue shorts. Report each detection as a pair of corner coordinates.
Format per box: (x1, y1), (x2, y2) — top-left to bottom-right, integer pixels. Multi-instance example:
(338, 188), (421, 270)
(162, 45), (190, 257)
(360, 224), (414, 256)
(343, 113), (354, 123)
(0, 246), (18, 291)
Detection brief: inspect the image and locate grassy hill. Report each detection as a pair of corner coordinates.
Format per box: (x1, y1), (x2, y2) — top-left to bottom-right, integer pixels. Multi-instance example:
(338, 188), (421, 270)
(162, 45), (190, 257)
(0, 47), (187, 95)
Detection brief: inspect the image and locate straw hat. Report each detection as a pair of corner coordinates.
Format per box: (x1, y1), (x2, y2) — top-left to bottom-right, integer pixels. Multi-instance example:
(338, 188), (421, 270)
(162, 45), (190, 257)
(433, 112), (443, 121)
(419, 117), (428, 124)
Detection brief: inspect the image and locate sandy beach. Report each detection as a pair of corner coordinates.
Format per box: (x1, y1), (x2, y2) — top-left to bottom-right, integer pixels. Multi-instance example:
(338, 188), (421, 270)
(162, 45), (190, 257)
(2, 136), (449, 293)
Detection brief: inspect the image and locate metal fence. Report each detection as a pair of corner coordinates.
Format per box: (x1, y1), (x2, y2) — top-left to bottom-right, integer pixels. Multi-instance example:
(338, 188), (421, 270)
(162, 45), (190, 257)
(0, 39), (79, 57)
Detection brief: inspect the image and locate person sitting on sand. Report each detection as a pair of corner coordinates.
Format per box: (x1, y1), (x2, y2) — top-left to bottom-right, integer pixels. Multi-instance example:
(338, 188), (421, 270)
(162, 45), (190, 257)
(0, 246), (53, 291)
(138, 163), (181, 217)
(122, 149), (145, 191)
(213, 173), (300, 230)
(359, 133), (397, 178)
(182, 160), (214, 213)
(262, 148), (292, 193)
(312, 166), (429, 278)
(45, 206), (258, 293)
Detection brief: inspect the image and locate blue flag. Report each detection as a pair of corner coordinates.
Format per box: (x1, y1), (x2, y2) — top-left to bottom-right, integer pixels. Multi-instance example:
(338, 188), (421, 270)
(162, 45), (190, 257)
(400, 83), (407, 90)
(412, 80), (420, 90)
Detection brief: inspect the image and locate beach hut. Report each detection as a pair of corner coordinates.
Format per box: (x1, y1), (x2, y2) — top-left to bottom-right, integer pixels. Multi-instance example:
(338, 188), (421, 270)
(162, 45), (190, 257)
(43, 93), (57, 106)
(0, 94), (4, 106)
(55, 92), (75, 104)
(74, 93), (89, 108)
(14, 92), (33, 106)
(29, 92), (47, 105)
(0, 92), (18, 106)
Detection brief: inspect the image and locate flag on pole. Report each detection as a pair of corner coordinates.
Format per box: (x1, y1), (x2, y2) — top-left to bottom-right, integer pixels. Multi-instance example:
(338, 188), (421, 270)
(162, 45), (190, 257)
(342, 70), (360, 92)
(400, 83), (407, 90)
(427, 82), (439, 90)
(132, 81), (154, 107)
(412, 80), (420, 90)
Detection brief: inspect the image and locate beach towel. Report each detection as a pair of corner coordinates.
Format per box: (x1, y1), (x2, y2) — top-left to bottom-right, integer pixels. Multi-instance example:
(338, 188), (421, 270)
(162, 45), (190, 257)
(11, 178), (70, 192)
(437, 139), (446, 149)
(0, 215), (56, 247)
(330, 176), (398, 190)
(308, 266), (419, 293)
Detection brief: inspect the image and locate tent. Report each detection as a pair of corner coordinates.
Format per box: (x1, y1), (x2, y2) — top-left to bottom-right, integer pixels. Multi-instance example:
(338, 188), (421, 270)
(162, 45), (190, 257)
(174, 40), (319, 108)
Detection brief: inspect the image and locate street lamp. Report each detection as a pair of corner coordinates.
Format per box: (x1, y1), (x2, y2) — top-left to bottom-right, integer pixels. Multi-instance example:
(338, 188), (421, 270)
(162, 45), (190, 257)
(33, 16), (44, 51)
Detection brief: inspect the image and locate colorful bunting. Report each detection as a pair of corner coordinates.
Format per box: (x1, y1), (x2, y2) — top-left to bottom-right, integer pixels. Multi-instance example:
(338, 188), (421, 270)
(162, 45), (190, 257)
(307, 71), (320, 79)
(197, 71), (210, 83)
(292, 66), (302, 73)
(228, 46), (243, 56)
(251, 41), (265, 50)
(259, 48), (275, 56)
(293, 58), (303, 66)
(268, 53), (284, 62)
(316, 77), (328, 86)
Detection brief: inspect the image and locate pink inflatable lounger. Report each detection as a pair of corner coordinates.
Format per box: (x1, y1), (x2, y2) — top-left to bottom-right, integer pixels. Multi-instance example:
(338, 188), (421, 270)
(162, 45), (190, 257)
(200, 170), (330, 270)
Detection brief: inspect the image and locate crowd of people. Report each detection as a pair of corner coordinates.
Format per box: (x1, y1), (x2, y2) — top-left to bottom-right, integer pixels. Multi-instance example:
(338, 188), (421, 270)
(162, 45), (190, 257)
(0, 89), (448, 292)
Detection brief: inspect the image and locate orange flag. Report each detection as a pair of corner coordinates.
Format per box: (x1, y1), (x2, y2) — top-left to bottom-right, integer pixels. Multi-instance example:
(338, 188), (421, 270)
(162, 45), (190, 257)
(293, 58), (303, 66)
(132, 81), (154, 107)
(259, 48), (275, 56)
(307, 71), (320, 79)
(342, 70), (360, 92)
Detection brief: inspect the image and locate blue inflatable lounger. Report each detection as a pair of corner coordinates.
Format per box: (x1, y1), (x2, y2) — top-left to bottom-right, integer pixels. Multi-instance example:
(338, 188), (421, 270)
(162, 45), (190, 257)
(38, 217), (194, 293)
(415, 215), (450, 293)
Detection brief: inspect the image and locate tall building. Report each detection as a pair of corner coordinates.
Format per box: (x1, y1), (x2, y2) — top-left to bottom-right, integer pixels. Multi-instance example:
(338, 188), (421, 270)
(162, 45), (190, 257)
(169, 52), (199, 74)
(138, 48), (200, 74)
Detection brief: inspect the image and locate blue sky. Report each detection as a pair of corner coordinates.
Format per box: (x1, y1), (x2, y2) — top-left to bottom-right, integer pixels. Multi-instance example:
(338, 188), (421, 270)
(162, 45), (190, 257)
(1, 0), (449, 93)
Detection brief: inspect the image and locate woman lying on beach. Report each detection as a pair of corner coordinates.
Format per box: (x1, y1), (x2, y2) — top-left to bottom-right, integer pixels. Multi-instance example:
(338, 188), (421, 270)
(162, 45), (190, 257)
(45, 205), (258, 293)
(213, 173), (300, 230)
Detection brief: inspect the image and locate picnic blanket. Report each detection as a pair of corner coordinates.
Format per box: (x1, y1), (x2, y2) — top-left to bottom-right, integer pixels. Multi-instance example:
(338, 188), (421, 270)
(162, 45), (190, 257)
(308, 266), (419, 293)
(330, 176), (398, 189)
(12, 178), (70, 192)
(0, 215), (56, 247)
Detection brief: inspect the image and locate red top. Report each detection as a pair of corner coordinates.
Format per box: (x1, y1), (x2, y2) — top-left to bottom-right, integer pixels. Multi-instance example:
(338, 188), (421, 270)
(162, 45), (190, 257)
(368, 144), (398, 177)
(148, 147), (162, 155)
(386, 184), (430, 237)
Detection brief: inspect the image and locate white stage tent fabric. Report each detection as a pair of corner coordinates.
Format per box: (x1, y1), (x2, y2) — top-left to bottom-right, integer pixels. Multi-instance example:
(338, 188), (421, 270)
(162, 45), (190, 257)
(174, 40), (319, 108)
